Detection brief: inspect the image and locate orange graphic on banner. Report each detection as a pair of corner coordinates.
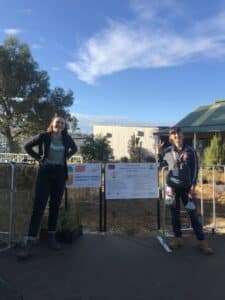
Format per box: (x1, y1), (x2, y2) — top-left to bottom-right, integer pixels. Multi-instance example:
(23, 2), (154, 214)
(75, 165), (85, 172)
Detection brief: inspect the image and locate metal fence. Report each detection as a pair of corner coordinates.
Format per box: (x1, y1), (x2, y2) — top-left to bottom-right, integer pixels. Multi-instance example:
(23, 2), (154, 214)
(157, 165), (225, 252)
(0, 163), (14, 252)
(0, 153), (83, 163)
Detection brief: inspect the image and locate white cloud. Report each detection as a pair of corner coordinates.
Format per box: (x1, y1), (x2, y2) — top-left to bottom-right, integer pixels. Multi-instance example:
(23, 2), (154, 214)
(67, 3), (225, 84)
(3, 28), (23, 35)
(130, 0), (183, 21)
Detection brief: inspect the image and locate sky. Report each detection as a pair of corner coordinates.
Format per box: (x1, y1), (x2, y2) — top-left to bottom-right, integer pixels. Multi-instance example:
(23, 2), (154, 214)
(1, 0), (225, 133)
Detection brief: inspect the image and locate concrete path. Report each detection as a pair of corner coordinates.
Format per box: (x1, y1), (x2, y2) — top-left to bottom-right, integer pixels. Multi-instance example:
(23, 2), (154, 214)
(0, 233), (224, 300)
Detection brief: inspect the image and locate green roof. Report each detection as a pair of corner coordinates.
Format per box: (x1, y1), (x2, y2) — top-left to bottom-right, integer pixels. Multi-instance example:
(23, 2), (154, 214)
(176, 100), (225, 133)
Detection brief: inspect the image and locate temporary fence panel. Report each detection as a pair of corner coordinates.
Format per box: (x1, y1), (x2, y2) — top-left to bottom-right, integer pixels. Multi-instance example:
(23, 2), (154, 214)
(0, 153), (83, 164)
(200, 165), (225, 232)
(65, 163), (103, 232)
(105, 163), (158, 200)
(103, 163), (158, 232)
(157, 165), (225, 252)
(0, 163), (38, 252)
(0, 163), (15, 252)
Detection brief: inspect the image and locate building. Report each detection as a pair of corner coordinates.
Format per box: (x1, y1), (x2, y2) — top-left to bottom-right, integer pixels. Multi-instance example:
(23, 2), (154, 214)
(176, 99), (225, 146)
(93, 125), (167, 160)
(157, 99), (225, 153)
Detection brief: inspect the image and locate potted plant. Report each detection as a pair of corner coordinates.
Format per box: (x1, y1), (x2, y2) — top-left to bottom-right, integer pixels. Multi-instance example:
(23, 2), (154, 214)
(56, 203), (83, 243)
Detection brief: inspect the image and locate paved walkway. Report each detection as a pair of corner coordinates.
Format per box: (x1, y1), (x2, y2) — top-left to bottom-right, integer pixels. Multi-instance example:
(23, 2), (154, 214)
(0, 233), (225, 300)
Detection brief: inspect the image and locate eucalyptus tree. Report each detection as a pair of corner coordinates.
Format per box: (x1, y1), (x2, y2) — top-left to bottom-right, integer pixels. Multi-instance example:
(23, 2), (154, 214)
(0, 36), (75, 152)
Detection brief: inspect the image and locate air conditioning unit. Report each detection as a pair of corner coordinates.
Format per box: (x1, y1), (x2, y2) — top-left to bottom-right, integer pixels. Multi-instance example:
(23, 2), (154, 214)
(135, 130), (144, 137)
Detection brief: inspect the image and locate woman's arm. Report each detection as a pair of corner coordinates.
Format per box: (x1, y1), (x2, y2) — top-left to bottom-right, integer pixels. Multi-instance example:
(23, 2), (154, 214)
(24, 133), (43, 161)
(66, 136), (77, 159)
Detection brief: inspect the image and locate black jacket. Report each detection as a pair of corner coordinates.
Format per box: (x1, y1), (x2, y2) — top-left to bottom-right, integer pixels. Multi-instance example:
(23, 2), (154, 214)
(159, 144), (199, 189)
(24, 132), (77, 178)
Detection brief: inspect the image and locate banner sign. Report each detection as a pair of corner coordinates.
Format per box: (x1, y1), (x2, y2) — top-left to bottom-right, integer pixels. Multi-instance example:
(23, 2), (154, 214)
(67, 163), (102, 188)
(105, 163), (158, 199)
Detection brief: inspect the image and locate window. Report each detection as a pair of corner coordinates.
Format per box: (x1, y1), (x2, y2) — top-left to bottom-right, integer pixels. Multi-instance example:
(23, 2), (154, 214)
(136, 131), (144, 137)
(106, 133), (112, 138)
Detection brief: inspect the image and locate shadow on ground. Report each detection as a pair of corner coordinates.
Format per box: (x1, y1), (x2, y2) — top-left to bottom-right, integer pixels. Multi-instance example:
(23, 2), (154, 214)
(0, 233), (225, 300)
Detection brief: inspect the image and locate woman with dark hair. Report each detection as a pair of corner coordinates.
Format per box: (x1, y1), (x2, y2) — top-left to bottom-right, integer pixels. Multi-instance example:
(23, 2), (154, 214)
(18, 116), (77, 260)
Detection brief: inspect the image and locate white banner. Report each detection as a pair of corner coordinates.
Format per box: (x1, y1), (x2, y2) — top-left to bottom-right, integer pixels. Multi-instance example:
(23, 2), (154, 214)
(66, 163), (102, 188)
(105, 163), (158, 199)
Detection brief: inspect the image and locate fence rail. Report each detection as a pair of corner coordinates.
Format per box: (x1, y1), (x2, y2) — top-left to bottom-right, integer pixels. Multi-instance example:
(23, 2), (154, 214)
(0, 153), (83, 163)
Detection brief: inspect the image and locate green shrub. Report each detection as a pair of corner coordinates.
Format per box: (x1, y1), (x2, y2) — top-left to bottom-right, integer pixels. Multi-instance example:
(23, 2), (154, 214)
(204, 135), (225, 165)
(57, 203), (82, 232)
(80, 134), (113, 162)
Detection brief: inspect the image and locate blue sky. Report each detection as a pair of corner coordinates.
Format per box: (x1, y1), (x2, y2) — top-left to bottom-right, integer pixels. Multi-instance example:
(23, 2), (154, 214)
(1, 0), (225, 132)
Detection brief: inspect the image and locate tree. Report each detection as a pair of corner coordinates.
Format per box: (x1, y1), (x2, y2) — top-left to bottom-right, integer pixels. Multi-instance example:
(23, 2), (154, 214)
(128, 134), (156, 162)
(204, 135), (225, 165)
(0, 36), (75, 152)
(69, 115), (78, 134)
(80, 134), (113, 162)
(128, 134), (144, 162)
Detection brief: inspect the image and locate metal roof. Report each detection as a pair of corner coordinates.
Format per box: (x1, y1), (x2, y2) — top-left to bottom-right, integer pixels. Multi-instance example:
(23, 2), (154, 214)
(175, 99), (225, 133)
(155, 99), (225, 135)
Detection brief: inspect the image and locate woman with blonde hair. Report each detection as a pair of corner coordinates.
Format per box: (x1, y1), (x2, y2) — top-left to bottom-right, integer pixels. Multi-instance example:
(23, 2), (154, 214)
(18, 115), (77, 260)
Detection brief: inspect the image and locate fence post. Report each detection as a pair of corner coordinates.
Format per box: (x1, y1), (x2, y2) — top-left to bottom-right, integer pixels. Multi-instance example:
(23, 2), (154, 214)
(212, 165), (216, 233)
(200, 166), (204, 226)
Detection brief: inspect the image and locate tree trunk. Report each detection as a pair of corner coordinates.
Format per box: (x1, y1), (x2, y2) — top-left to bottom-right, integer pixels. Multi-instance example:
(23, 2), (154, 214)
(4, 127), (21, 153)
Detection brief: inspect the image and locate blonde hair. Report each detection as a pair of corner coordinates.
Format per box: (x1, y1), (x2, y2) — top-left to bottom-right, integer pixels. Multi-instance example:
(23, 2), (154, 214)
(47, 115), (68, 135)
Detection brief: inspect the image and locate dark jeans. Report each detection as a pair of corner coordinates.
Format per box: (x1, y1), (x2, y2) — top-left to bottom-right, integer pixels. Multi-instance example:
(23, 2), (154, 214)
(170, 188), (205, 240)
(28, 164), (66, 237)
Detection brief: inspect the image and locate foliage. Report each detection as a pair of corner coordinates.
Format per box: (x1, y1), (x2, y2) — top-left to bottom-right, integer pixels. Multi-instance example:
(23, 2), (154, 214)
(128, 134), (155, 162)
(128, 134), (143, 162)
(57, 203), (82, 232)
(80, 134), (113, 162)
(0, 36), (75, 152)
(204, 135), (225, 165)
(145, 155), (156, 162)
(69, 115), (78, 133)
(120, 156), (129, 162)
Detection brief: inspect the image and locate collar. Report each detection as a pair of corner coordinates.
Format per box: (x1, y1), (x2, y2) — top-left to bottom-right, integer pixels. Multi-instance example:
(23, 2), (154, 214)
(172, 144), (185, 152)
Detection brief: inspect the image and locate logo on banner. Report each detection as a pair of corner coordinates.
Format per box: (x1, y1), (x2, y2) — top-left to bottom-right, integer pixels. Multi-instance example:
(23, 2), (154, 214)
(108, 164), (115, 170)
(75, 165), (85, 172)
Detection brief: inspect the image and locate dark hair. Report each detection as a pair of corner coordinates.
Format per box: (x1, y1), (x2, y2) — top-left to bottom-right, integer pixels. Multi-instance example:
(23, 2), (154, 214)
(169, 126), (183, 143)
(47, 115), (68, 136)
(169, 126), (182, 135)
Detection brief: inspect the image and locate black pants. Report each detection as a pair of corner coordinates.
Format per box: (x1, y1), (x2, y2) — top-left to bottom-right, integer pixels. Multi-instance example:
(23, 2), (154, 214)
(170, 188), (205, 240)
(28, 164), (66, 237)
